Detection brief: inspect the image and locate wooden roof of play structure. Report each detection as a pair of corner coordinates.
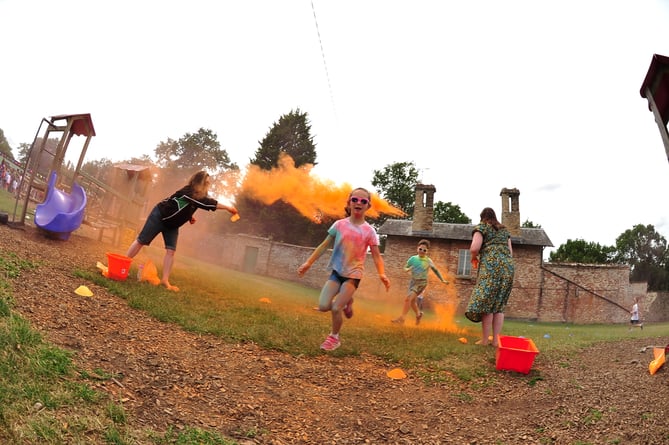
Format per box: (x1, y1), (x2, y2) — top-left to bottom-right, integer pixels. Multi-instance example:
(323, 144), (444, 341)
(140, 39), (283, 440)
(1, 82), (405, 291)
(50, 113), (96, 138)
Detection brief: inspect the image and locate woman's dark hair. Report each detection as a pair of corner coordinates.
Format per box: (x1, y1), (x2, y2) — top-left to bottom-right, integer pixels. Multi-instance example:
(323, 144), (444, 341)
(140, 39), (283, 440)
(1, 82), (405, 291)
(188, 171), (210, 199)
(480, 207), (505, 231)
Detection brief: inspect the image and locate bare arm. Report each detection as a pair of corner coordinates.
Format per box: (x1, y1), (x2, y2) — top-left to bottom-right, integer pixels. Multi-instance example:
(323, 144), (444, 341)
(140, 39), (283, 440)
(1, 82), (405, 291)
(297, 235), (334, 277)
(430, 266), (448, 283)
(426, 258), (447, 283)
(470, 231), (483, 257)
(216, 203), (237, 214)
(190, 202), (237, 224)
(370, 245), (390, 291)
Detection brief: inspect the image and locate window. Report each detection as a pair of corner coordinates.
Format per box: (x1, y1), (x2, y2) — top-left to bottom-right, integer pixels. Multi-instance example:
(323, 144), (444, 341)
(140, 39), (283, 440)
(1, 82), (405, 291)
(457, 249), (474, 277)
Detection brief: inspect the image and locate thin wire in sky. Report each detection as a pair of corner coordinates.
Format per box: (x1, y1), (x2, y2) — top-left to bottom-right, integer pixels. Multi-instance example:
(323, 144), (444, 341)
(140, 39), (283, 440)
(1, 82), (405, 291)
(311, 1), (337, 120)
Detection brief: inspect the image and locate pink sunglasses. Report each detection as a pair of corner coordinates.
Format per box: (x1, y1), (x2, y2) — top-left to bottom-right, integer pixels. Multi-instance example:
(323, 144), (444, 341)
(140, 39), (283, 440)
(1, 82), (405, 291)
(351, 197), (369, 205)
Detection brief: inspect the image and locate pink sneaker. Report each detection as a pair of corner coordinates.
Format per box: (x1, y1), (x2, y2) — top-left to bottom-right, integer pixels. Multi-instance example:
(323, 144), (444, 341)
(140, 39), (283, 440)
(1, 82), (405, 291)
(320, 334), (341, 351)
(343, 299), (354, 319)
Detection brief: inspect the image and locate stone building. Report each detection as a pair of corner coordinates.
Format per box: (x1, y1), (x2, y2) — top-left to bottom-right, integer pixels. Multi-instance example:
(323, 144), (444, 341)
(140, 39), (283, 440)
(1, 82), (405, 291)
(377, 185), (644, 324)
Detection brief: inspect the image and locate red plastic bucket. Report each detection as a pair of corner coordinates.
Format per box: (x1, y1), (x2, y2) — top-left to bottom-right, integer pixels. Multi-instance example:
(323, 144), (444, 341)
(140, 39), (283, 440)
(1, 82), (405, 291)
(495, 335), (540, 374)
(106, 253), (132, 281)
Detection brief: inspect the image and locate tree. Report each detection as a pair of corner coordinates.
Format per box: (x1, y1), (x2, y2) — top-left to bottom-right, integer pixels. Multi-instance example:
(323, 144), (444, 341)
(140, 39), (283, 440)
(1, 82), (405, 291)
(250, 109), (316, 169)
(235, 110), (324, 245)
(81, 158), (115, 179)
(16, 143), (30, 165)
(548, 225), (669, 290)
(548, 239), (615, 264)
(371, 161), (419, 217)
(154, 128), (237, 175)
(612, 224), (669, 290)
(613, 224), (666, 266)
(522, 219), (541, 228)
(433, 201), (471, 223)
(152, 128), (239, 209)
(0, 129), (13, 160)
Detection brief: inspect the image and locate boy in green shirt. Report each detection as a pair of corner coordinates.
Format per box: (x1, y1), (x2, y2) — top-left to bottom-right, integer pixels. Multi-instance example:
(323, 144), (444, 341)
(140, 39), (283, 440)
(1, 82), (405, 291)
(392, 239), (448, 325)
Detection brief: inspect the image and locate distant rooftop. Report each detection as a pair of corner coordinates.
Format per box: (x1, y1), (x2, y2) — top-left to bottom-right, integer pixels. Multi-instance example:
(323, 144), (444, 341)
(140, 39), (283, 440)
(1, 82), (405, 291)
(378, 219), (554, 247)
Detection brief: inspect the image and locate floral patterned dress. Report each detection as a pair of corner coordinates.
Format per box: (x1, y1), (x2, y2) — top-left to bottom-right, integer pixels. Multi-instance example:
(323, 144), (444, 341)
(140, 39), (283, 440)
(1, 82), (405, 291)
(465, 223), (515, 322)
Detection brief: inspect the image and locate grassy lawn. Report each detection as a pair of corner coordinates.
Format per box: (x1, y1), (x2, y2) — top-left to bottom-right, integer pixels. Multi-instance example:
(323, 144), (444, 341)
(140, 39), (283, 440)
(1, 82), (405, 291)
(82, 251), (665, 372)
(0, 186), (34, 223)
(1, 243), (665, 444)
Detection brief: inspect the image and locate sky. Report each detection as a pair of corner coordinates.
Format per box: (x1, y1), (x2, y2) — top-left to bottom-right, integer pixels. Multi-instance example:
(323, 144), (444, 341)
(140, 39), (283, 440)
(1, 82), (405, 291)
(2, 0), (669, 256)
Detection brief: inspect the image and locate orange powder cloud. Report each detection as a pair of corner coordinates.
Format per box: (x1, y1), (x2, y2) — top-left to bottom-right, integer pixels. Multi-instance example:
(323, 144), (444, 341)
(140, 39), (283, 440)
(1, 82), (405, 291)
(241, 154), (405, 222)
(412, 270), (469, 334)
(364, 270), (471, 335)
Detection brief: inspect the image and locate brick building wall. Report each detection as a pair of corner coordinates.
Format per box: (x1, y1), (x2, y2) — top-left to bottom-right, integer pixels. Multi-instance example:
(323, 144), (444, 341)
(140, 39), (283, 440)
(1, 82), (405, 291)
(187, 232), (392, 298)
(645, 290), (669, 322)
(539, 263), (632, 323)
(182, 231), (658, 324)
(380, 235), (549, 319)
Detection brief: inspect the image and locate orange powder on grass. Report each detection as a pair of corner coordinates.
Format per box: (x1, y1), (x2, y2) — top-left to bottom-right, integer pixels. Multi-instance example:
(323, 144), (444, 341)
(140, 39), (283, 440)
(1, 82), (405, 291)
(360, 271), (471, 337)
(378, 270), (472, 337)
(419, 271), (469, 335)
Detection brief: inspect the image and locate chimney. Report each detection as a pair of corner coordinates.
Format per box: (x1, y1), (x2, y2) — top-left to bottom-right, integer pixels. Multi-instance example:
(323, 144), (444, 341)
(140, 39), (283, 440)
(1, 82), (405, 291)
(500, 188), (521, 237)
(412, 184), (436, 232)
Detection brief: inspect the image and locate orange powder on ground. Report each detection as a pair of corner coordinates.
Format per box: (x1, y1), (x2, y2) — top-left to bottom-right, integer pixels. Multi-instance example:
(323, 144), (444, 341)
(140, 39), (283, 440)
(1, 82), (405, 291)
(418, 271), (469, 334)
(362, 271), (471, 336)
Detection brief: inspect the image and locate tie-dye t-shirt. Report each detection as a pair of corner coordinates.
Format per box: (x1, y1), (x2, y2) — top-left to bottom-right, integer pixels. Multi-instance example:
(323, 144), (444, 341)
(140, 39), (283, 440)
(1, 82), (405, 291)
(327, 218), (379, 279)
(405, 255), (435, 281)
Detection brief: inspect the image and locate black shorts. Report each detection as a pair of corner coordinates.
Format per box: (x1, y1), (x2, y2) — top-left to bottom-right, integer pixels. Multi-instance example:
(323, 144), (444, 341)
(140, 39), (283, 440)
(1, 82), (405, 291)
(329, 270), (360, 289)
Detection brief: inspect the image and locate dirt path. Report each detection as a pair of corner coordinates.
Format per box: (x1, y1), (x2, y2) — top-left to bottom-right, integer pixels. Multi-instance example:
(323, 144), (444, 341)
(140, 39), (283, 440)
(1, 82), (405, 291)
(5, 223), (669, 444)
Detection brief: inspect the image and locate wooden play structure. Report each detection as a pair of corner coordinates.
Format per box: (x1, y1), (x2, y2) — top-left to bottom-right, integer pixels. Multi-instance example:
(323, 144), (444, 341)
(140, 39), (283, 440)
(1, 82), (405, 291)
(78, 163), (152, 246)
(9, 114), (151, 245)
(11, 114), (95, 238)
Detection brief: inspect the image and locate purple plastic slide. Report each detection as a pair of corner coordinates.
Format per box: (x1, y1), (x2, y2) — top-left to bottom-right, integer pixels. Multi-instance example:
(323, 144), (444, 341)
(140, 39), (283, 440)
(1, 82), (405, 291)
(34, 171), (87, 240)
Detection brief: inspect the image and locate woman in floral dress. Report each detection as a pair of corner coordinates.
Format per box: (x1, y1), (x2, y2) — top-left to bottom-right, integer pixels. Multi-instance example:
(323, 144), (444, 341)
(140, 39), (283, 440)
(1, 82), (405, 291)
(465, 207), (515, 347)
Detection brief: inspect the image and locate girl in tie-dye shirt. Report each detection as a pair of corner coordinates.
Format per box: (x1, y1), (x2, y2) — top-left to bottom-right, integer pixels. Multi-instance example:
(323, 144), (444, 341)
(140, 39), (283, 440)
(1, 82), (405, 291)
(298, 187), (390, 351)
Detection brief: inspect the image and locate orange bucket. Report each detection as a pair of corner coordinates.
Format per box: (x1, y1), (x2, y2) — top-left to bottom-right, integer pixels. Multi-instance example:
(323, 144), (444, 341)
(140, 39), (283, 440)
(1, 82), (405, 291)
(106, 253), (132, 281)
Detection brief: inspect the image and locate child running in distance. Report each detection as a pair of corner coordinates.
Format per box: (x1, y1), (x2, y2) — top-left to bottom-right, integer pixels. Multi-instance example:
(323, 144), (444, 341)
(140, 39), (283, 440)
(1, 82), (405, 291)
(629, 297), (643, 330)
(392, 239), (448, 325)
(126, 170), (237, 292)
(297, 187), (391, 351)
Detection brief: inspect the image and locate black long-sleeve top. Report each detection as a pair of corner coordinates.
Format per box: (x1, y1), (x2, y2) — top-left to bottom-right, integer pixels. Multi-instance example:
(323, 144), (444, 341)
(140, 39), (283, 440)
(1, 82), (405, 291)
(155, 185), (218, 229)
